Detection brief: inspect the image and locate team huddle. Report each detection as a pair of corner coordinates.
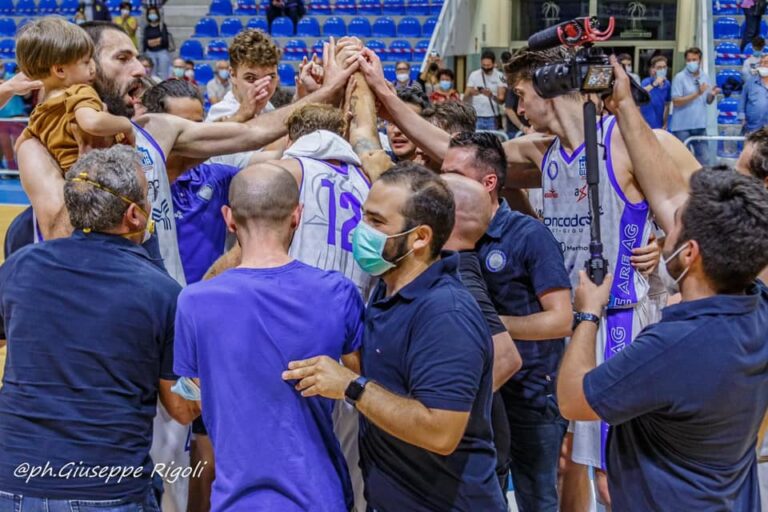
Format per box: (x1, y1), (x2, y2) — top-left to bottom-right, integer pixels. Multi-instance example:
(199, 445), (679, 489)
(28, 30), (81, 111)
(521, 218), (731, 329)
(0, 14), (765, 512)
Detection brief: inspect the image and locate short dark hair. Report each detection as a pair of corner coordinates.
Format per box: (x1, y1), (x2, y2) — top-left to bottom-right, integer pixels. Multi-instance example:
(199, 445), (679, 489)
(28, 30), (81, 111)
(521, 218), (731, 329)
(377, 162), (455, 258)
(684, 47), (703, 59)
(617, 53), (632, 62)
(119, 1), (131, 9)
(449, 131), (507, 192)
(437, 68), (454, 81)
(745, 127), (768, 180)
(397, 85), (430, 110)
(680, 168), (768, 292)
(505, 46), (570, 87)
(752, 36), (766, 50)
(500, 50), (512, 63)
(80, 21), (126, 54)
(141, 79), (203, 114)
(481, 50), (496, 62)
(422, 101), (477, 134)
(649, 55), (668, 69)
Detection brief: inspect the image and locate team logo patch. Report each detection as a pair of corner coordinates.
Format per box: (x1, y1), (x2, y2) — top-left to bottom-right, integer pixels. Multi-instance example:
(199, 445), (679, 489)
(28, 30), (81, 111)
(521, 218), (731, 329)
(485, 250), (506, 273)
(197, 184), (214, 201)
(578, 155), (587, 177)
(137, 146), (154, 169)
(544, 188), (559, 199)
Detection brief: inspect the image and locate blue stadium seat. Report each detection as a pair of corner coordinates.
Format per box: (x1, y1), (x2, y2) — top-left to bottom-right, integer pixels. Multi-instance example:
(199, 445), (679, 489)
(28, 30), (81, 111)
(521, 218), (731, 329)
(713, 0), (739, 14)
(58, 0), (78, 14)
(207, 39), (229, 60)
(107, 0), (121, 14)
(193, 17), (219, 37)
(234, 0), (256, 15)
(715, 42), (743, 65)
(716, 68), (743, 89)
(283, 38), (307, 60)
(130, 0), (140, 14)
(372, 16), (396, 37)
(414, 39), (429, 58)
(386, 39), (412, 61)
(0, 0), (12, 15)
(407, 0), (430, 15)
(259, 0), (269, 9)
(296, 16), (321, 37)
(744, 42), (755, 55)
(38, 0), (57, 14)
(717, 97), (740, 124)
(271, 16), (294, 36)
(0, 38), (15, 59)
(0, 17), (15, 37)
(312, 39), (324, 57)
(334, 0), (356, 14)
(366, 39), (386, 57)
(309, 0), (331, 14)
(180, 39), (205, 60)
(247, 17), (268, 31)
(398, 16), (421, 37)
(348, 16), (371, 37)
(410, 63), (420, 81)
(208, 0), (233, 16)
(382, 0), (405, 15)
(423, 16), (437, 35)
(322, 16), (346, 37)
(278, 62), (295, 86)
(713, 17), (740, 39)
(429, 0), (444, 14)
(195, 63), (214, 84)
(220, 17), (243, 37)
(3, 61), (14, 74)
(383, 64), (396, 82)
(14, 0), (36, 15)
(358, 0), (381, 15)
(16, 16), (31, 29)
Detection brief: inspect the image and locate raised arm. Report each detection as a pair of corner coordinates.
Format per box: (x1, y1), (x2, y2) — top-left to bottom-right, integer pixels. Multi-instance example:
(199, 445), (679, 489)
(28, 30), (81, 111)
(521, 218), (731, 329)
(0, 72), (42, 110)
(74, 107), (134, 138)
(345, 74), (392, 181)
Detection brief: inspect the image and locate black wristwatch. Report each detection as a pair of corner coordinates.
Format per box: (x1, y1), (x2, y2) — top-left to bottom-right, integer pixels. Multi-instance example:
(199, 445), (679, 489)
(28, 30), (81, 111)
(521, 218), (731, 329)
(573, 312), (600, 330)
(344, 376), (369, 407)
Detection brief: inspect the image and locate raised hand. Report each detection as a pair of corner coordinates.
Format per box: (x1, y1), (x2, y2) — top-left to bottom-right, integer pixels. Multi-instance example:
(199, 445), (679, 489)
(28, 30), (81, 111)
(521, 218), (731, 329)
(356, 47), (390, 97)
(322, 37), (361, 95)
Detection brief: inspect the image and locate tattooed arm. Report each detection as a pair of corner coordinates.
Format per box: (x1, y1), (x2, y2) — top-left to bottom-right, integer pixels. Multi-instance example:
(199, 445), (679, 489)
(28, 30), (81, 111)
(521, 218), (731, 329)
(345, 73), (393, 182)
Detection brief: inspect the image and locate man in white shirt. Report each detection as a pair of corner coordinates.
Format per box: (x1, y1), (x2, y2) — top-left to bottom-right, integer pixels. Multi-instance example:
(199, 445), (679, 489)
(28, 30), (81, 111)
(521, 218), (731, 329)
(465, 50), (507, 131)
(206, 60), (232, 104)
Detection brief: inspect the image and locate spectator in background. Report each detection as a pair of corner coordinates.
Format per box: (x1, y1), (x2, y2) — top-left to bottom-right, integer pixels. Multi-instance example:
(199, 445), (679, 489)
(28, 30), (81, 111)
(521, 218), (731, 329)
(419, 52), (442, 95)
(139, 54), (162, 84)
(640, 55), (671, 129)
(78, 0), (112, 21)
(669, 47), (719, 164)
(73, 9), (87, 24)
(143, 6), (172, 79)
(171, 58), (186, 80)
(739, 53), (768, 134)
(429, 68), (460, 104)
(393, 60), (422, 91)
(465, 50), (507, 131)
(743, 37), (766, 77)
(207, 60), (231, 105)
(741, 0), (768, 52)
(266, 0), (306, 35)
(114, 1), (139, 48)
(184, 60), (197, 85)
(386, 86), (429, 163)
(618, 53), (641, 83)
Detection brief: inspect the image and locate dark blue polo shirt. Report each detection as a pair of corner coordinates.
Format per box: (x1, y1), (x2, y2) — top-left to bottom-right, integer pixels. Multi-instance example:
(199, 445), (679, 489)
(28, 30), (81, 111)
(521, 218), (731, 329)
(171, 162), (239, 284)
(359, 253), (506, 512)
(0, 231), (181, 500)
(477, 200), (571, 410)
(585, 282), (768, 512)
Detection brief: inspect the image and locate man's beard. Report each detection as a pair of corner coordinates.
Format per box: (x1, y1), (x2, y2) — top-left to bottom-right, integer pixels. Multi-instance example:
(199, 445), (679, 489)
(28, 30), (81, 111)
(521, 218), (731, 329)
(93, 65), (142, 118)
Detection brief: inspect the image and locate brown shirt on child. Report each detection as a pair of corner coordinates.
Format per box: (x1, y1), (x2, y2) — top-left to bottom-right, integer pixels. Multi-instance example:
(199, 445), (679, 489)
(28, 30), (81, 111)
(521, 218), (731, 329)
(24, 84), (106, 173)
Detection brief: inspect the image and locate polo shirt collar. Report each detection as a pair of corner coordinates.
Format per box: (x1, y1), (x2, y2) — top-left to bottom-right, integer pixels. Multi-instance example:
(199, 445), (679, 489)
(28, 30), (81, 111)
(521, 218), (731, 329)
(661, 282), (763, 322)
(71, 229), (152, 259)
(376, 251), (460, 303)
(485, 199), (511, 239)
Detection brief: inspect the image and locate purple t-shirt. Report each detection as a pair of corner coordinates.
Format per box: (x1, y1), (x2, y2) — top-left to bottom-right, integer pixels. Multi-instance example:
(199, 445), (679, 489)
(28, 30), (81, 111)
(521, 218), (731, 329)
(174, 261), (364, 511)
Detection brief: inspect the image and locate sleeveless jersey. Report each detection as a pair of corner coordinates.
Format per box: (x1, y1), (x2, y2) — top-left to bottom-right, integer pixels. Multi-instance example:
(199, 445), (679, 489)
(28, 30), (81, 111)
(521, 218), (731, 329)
(288, 157), (372, 298)
(133, 123), (186, 286)
(541, 115), (652, 309)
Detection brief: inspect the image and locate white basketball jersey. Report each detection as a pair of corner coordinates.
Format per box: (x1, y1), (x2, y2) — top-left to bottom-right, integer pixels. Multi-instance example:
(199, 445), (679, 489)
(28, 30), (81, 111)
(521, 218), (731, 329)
(288, 156), (372, 298)
(541, 115), (652, 309)
(133, 123), (186, 286)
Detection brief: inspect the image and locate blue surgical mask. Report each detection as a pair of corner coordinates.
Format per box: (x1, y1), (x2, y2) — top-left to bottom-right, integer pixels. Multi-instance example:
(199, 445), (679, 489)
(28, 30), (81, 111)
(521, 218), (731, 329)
(352, 222), (418, 276)
(755, 50), (764, 58)
(686, 61), (700, 74)
(148, 13), (159, 22)
(218, 69), (230, 80)
(171, 377), (201, 401)
(439, 80), (452, 91)
(656, 68), (667, 79)
(172, 67), (184, 78)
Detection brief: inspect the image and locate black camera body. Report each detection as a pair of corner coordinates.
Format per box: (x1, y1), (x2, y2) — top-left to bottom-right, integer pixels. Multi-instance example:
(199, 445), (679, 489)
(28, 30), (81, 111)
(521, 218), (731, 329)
(532, 46), (615, 99)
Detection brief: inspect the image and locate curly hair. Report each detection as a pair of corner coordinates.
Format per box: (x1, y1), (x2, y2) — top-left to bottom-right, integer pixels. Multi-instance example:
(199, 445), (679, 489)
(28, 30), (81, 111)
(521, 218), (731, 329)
(745, 127), (768, 181)
(504, 46), (571, 88)
(228, 29), (281, 71)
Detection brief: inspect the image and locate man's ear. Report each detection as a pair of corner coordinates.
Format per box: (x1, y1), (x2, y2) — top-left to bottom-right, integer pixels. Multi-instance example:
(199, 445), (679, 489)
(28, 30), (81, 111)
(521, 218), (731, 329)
(412, 224), (433, 253)
(52, 64), (66, 80)
(221, 205), (236, 233)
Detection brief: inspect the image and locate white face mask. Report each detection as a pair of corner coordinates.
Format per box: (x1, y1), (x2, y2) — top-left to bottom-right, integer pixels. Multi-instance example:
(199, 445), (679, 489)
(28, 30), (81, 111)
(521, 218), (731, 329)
(663, 241), (691, 286)
(396, 72), (410, 83)
(758, 67), (768, 77)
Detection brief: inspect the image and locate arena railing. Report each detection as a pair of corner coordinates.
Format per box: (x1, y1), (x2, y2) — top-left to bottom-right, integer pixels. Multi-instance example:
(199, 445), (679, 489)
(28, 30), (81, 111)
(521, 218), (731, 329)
(682, 134), (745, 164)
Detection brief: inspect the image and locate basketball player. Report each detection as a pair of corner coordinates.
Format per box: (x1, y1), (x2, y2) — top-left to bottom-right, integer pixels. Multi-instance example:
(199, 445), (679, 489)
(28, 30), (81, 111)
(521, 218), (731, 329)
(356, 46), (700, 507)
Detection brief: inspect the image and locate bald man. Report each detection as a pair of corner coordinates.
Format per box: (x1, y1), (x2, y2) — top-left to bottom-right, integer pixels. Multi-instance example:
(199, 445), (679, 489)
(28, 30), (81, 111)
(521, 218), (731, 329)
(173, 164), (364, 512)
(443, 173), (522, 498)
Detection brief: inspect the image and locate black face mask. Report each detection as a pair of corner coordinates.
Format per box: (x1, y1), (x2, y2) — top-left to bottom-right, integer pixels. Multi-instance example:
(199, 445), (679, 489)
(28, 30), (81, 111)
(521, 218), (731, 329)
(482, 67), (494, 74)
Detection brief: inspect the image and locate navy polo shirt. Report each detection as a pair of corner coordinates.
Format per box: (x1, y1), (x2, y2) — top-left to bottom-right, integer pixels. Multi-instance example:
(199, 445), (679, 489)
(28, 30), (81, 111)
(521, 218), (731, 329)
(584, 282), (768, 512)
(0, 231), (181, 500)
(477, 199), (571, 410)
(171, 162), (239, 284)
(359, 253), (506, 512)
(640, 77), (671, 129)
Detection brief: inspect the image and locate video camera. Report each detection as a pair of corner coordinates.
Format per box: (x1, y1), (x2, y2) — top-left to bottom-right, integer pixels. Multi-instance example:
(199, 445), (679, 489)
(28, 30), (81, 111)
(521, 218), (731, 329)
(527, 17), (649, 105)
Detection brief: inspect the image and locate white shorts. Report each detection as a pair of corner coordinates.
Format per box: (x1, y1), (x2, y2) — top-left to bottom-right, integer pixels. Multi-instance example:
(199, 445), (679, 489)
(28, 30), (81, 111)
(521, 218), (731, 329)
(571, 293), (666, 468)
(333, 400), (366, 512)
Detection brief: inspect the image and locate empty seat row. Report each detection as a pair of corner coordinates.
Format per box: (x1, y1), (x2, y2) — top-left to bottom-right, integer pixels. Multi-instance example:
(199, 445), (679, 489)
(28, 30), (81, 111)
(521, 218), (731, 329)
(713, 16), (768, 39)
(209, 0), (443, 16)
(0, 0), (80, 15)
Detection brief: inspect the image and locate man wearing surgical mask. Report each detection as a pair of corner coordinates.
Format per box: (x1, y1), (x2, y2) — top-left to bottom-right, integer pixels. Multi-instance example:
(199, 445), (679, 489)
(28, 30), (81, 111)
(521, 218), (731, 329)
(640, 55), (671, 129)
(739, 53), (768, 134)
(742, 36), (766, 77)
(206, 60), (231, 105)
(669, 47), (720, 164)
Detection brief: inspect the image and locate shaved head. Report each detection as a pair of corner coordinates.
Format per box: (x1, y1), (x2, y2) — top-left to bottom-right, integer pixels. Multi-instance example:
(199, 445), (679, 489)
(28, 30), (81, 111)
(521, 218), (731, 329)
(229, 163), (299, 229)
(442, 173), (493, 250)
